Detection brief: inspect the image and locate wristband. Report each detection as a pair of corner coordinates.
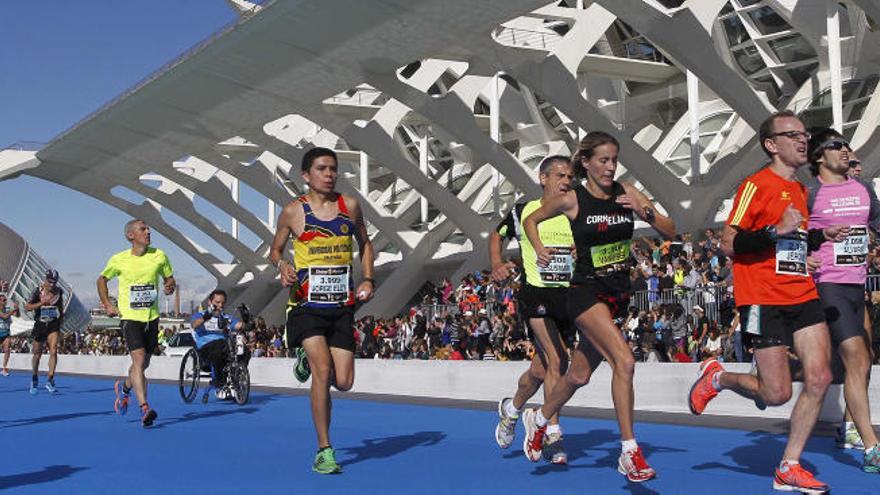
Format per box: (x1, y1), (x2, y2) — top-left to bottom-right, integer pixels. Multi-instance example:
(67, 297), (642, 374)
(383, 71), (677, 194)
(732, 227), (776, 255)
(807, 228), (826, 252)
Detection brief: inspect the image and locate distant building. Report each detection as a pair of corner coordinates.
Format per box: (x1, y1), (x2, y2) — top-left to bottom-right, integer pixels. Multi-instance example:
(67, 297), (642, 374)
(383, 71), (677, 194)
(0, 222), (90, 335)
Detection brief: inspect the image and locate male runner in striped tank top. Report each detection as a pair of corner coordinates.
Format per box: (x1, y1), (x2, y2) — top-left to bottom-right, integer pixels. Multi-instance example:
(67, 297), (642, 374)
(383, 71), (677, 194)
(270, 147), (375, 474)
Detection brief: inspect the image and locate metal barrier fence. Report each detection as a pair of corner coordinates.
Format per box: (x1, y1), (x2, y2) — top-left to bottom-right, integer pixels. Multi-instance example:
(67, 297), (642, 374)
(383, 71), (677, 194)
(629, 286), (728, 323)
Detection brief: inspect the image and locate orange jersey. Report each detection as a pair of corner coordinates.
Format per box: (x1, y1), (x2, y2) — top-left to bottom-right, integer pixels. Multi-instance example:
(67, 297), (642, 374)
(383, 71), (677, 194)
(727, 167), (817, 306)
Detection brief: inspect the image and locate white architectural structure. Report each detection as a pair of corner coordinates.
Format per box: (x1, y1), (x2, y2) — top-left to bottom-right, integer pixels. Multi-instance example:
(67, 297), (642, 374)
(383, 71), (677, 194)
(2, 0), (879, 321)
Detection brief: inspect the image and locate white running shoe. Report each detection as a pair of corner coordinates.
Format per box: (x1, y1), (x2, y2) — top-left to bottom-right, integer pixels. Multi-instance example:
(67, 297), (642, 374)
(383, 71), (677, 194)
(495, 398), (518, 449)
(521, 408), (546, 462)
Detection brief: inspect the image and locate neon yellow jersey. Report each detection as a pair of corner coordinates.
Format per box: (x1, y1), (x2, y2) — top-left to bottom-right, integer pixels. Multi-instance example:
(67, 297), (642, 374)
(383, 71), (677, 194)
(100, 247), (173, 322)
(496, 200), (573, 288)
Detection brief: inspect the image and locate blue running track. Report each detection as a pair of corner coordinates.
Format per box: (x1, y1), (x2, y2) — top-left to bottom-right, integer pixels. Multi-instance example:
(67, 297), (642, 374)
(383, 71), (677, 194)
(0, 372), (874, 494)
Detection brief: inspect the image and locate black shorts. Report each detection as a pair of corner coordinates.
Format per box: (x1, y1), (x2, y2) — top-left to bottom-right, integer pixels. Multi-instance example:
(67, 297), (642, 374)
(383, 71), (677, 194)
(121, 319), (160, 354)
(739, 299), (825, 350)
(286, 306), (355, 352)
(817, 283), (867, 345)
(518, 285), (575, 342)
(32, 322), (61, 343)
(567, 274), (631, 322)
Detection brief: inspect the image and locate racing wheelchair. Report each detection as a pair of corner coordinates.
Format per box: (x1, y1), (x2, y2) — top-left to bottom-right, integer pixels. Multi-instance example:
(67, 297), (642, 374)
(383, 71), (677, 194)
(178, 304), (252, 405)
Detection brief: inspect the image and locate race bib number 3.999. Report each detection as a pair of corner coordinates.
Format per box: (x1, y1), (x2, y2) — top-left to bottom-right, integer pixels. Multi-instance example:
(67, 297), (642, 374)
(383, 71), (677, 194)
(308, 266), (350, 303)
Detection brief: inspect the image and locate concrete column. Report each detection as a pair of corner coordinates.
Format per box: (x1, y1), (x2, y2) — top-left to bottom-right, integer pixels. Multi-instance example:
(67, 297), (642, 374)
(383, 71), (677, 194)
(360, 151), (369, 197)
(827, 0), (843, 132)
(687, 70), (701, 182)
(268, 199), (275, 230)
(419, 136), (429, 228)
(490, 73), (501, 216)
(231, 177), (239, 239)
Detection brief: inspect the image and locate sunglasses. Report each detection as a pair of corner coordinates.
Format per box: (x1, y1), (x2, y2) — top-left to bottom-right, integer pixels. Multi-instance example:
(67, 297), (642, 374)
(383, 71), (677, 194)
(771, 130), (811, 140)
(822, 140), (850, 152)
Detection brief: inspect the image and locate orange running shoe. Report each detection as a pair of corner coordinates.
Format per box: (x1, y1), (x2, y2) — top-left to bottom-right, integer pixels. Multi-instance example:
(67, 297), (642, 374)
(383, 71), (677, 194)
(618, 447), (656, 482)
(688, 358), (723, 415)
(773, 462), (829, 494)
(113, 379), (130, 415)
(521, 408), (546, 462)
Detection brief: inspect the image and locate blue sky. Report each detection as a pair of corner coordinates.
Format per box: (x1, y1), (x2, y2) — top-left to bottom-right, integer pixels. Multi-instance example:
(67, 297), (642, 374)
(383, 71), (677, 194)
(0, 2), (241, 309)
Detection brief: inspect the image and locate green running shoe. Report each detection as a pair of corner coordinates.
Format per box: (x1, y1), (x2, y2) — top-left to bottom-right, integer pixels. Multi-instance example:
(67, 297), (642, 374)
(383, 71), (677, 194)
(313, 447), (342, 474)
(294, 347), (311, 383)
(837, 425), (865, 450)
(864, 444), (880, 473)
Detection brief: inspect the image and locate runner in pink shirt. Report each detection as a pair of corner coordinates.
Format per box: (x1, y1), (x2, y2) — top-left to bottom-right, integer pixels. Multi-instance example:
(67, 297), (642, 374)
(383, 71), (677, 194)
(806, 127), (880, 473)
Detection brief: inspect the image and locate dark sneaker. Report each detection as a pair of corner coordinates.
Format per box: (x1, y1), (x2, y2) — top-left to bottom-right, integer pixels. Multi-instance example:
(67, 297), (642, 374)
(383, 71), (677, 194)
(141, 406), (158, 428)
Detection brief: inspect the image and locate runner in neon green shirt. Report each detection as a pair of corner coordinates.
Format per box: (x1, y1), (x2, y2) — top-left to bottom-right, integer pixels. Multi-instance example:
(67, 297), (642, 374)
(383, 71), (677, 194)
(97, 219), (175, 428)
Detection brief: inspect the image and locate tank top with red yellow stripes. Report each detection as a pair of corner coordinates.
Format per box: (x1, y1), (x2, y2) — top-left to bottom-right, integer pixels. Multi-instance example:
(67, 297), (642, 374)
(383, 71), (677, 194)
(288, 195), (355, 309)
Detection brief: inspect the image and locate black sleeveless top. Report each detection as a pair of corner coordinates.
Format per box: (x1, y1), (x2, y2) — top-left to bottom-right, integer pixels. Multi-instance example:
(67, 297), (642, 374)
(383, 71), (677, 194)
(570, 182), (635, 285)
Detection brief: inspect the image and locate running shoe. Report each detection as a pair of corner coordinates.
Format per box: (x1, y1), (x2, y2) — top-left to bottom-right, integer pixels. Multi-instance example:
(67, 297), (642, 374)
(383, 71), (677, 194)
(1, 368), (9, 376)
(141, 405), (158, 428)
(864, 444), (880, 473)
(313, 447), (342, 474)
(688, 358), (723, 415)
(773, 462), (829, 494)
(836, 424), (865, 450)
(618, 447), (656, 482)
(29, 384), (37, 395)
(543, 431), (568, 465)
(113, 379), (130, 415)
(521, 408), (546, 462)
(495, 397), (518, 449)
(45, 381), (57, 394)
(294, 347), (311, 383)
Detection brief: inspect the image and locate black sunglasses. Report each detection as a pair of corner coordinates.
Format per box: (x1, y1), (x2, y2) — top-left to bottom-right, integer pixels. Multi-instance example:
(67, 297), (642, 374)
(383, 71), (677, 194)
(822, 140), (850, 152)
(771, 130), (811, 140)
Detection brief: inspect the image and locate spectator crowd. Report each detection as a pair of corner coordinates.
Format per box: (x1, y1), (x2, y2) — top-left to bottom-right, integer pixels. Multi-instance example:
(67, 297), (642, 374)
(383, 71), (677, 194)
(7, 229), (880, 364)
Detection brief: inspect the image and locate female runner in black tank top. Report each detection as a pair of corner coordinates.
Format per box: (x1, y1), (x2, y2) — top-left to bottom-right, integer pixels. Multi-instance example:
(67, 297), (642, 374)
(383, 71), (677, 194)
(521, 131), (675, 482)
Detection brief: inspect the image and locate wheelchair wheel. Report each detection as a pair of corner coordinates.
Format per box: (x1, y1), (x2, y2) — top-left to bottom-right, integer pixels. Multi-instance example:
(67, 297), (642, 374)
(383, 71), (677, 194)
(179, 348), (200, 403)
(231, 364), (250, 405)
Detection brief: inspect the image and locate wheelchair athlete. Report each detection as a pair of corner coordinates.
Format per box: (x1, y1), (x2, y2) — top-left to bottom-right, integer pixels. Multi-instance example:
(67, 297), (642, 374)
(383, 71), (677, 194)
(190, 289), (250, 400)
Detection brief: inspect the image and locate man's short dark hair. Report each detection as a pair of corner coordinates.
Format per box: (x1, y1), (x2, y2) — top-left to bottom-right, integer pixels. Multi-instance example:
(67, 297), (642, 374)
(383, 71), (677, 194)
(758, 110), (799, 158)
(301, 147), (338, 172)
(538, 155), (571, 175)
(208, 289), (227, 301)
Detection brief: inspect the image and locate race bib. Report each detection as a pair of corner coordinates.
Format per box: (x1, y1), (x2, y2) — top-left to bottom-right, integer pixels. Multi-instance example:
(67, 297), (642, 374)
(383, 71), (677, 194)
(833, 225), (868, 266)
(129, 284), (157, 309)
(308, 265), (350, 303)
(40, 306), (60, 322)
(538, 246), (573, 282)
(590, 240), (632, 268)
(775, 229), (808, 276)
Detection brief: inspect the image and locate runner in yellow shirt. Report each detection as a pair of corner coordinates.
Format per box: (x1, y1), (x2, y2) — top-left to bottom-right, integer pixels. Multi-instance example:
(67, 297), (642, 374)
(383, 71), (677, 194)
(97, 219), (175, 427)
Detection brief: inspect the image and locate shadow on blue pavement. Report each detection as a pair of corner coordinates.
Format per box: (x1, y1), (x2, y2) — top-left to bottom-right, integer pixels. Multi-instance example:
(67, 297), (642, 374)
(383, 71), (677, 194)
(148, 407), (259, 429)
(338, 431), (446, 465)
(0, 411), (113, 429)
(0, 465), (88, 490)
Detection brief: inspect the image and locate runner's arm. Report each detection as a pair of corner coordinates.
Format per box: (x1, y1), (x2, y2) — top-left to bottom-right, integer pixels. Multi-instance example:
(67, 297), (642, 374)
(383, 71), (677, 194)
(349, 196), (375, 301)
(96, 276), (118, 316)
(620, 183), (675, 240)
(269, 202), (301, 287)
